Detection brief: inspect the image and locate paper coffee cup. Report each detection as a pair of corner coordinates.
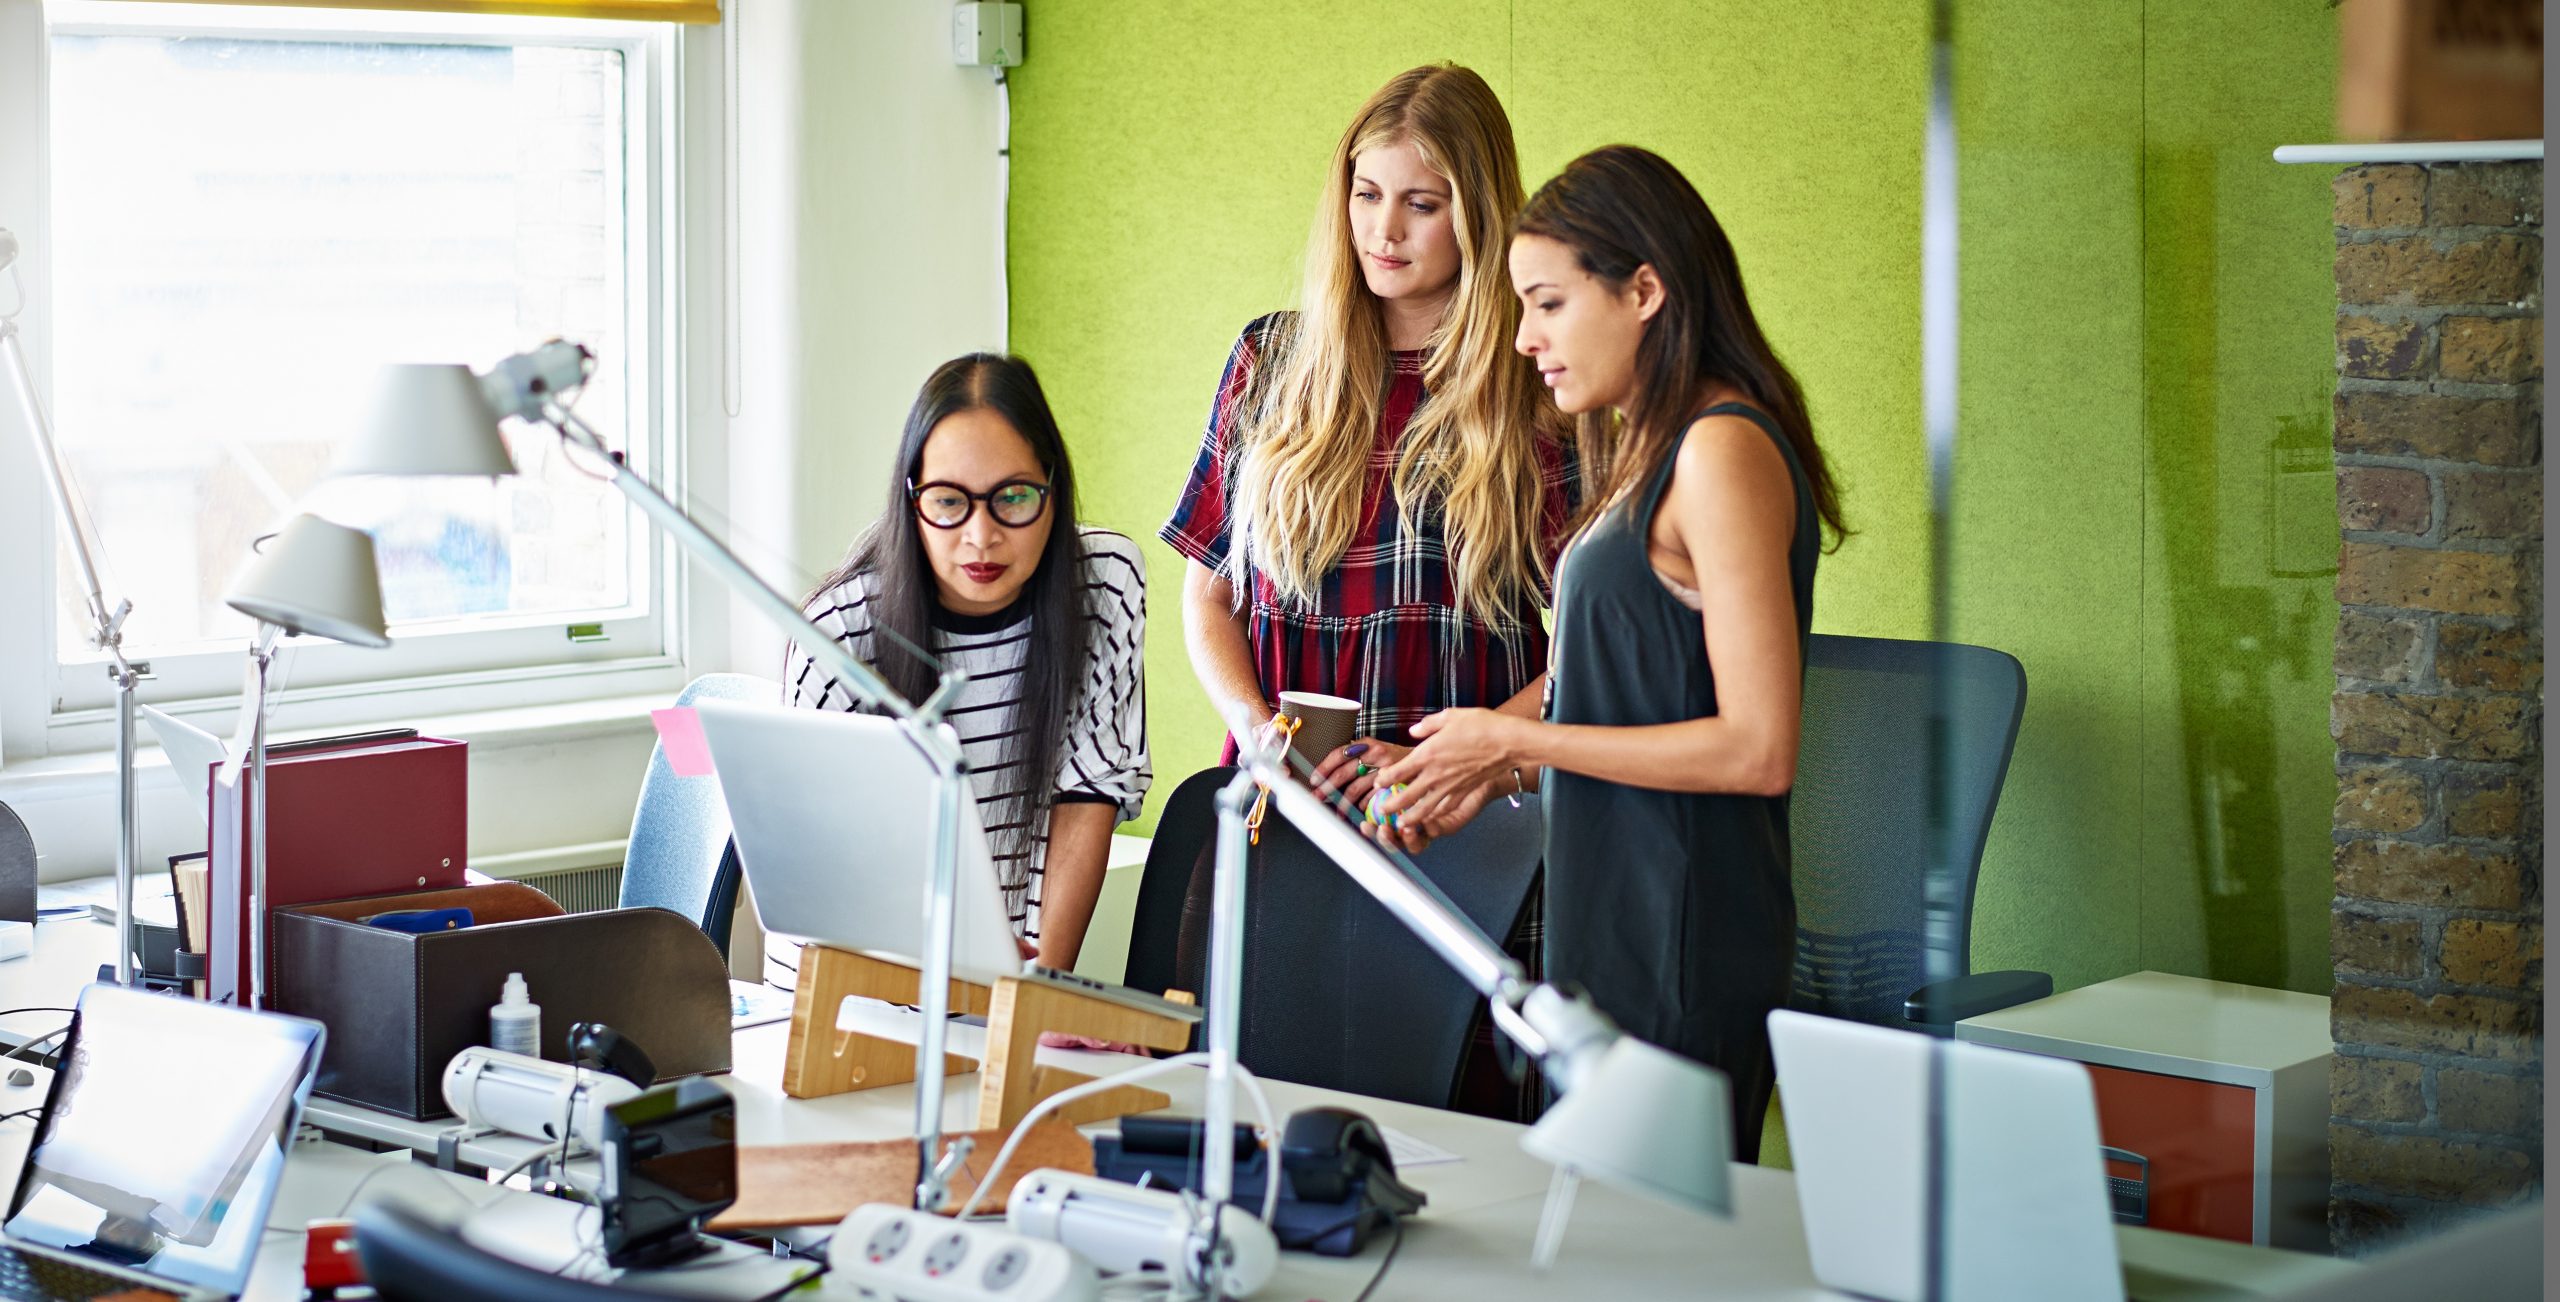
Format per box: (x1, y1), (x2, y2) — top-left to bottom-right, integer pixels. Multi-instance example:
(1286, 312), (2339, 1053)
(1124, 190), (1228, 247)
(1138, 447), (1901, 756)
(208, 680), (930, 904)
(1274, 691), (1360, 770)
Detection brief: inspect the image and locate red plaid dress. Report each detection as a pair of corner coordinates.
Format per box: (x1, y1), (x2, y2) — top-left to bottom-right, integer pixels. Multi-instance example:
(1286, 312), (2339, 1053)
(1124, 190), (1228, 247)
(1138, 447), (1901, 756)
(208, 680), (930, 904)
(1163, 313), (1577, 1122)
(1161, 313), (1579, 756)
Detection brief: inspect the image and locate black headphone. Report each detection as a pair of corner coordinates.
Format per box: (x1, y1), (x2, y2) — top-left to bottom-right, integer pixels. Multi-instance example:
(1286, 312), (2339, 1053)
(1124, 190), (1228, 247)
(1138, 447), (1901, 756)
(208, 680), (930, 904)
(565, 1021), (657, 1088)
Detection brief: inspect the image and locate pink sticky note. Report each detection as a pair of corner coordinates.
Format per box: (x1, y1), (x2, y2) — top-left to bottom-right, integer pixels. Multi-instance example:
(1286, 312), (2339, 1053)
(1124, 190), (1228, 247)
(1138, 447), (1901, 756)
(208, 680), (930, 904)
(650, 707), (717, 778)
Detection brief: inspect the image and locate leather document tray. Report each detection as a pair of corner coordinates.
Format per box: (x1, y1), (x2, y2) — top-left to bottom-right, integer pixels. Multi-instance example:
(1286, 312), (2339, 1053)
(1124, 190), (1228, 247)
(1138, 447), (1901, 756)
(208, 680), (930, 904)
(271, 881), (732, 1119)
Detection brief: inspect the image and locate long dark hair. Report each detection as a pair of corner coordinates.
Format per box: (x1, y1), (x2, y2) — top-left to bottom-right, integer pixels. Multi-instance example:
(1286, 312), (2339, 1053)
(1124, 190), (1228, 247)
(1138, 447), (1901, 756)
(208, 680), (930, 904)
(1516, 145), (1847, 548)
(804, 354), (1091, 859)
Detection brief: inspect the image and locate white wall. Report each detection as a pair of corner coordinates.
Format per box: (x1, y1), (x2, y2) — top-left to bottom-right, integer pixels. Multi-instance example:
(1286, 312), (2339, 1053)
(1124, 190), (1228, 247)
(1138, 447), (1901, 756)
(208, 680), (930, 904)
(0, 0), (1009, 885)
(723, 0), (1009, 679)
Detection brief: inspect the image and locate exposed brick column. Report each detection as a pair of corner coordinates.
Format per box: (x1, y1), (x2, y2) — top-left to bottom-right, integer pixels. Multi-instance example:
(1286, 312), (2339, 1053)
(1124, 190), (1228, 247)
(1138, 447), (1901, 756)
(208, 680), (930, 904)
(2328, 161), (2544, 1254)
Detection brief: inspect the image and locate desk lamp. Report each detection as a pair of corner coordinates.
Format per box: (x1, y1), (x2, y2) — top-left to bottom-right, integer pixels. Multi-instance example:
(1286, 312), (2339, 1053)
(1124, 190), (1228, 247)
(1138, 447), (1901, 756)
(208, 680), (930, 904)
(218, 513), (391, 1009)
(336, 342), (980, 1213)
(1192, 722), (1734, 1294)
(0, 227), (147, 985)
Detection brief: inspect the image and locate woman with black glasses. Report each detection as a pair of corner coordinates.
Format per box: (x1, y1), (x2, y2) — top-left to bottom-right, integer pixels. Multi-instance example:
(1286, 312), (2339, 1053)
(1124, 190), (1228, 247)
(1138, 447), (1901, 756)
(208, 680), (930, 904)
(783, 353), (1150, 973)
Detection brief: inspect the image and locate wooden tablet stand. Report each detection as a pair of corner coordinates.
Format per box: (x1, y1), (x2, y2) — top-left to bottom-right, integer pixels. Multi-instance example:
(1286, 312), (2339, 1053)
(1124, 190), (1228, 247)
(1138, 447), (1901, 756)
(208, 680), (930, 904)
(781, 944), (1198, 1131)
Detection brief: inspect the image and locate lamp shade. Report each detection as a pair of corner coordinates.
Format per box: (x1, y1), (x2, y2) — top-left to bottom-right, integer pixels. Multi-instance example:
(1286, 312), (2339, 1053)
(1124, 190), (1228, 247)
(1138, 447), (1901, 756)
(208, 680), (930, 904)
(223, 514), (392, 648)
(1521, 1035), (1734, 1219)
(332, 364), (518, 478)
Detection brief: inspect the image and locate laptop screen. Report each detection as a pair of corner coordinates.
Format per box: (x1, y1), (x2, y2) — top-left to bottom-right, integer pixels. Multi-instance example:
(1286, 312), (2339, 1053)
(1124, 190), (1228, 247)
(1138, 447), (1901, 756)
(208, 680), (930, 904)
(4, 984), (324, 1297)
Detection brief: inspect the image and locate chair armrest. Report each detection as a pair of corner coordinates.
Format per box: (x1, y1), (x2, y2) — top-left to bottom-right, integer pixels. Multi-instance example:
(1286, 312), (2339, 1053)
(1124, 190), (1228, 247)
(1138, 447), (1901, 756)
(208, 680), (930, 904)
(1904, 969), (2053, 1028)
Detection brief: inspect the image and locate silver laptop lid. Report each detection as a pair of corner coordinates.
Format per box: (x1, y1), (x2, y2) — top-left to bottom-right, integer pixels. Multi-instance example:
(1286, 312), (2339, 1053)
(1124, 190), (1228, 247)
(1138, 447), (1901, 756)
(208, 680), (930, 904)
(5, 983), (325, 1298)
(1767, 1009), (2122, 1302)
(694, 700), (1027, 986)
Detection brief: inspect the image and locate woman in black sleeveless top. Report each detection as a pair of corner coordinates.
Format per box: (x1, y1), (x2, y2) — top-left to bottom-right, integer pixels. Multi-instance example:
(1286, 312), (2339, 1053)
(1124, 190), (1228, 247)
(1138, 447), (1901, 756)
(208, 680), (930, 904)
(1375, 146), (1848, 1162)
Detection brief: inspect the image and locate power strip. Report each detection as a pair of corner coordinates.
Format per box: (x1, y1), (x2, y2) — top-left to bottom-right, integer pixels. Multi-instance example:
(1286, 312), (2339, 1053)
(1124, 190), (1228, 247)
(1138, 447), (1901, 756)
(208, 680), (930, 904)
(831, 1203), (1099, 1302)
(1007, 1170), (1276, 1297)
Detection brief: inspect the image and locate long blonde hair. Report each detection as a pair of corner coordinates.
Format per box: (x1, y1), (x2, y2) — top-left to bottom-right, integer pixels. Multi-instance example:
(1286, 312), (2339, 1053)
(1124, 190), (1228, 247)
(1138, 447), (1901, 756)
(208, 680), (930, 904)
(1226, 64), (1559, 624)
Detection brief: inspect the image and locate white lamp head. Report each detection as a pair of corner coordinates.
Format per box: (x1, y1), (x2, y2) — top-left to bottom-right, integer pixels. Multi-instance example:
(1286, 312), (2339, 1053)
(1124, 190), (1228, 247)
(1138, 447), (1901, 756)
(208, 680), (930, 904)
(333, 364), (518, 478)
(222, 514), (391, 648)
(1522, 1035), (1735, 1220)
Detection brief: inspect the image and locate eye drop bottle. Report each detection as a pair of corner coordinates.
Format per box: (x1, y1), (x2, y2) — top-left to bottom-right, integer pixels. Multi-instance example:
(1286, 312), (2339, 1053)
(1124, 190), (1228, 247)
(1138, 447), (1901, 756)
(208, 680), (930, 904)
(491, 971), (541, 1056)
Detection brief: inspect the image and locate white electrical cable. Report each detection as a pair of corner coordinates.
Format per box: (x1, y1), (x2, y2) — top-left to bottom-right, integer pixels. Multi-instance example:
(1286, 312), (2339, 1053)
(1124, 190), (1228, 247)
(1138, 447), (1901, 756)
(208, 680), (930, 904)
(952, 1053), (1282, 1224)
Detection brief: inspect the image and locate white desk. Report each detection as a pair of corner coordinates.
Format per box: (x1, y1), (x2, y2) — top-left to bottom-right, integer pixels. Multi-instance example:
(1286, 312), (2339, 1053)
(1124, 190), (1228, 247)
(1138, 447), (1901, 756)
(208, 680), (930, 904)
(0, 916), (2358, 1300)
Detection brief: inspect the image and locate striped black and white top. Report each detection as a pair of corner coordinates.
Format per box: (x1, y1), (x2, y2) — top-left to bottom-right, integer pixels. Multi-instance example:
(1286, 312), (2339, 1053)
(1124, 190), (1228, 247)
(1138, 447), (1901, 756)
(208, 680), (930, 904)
(780, 527), (1151, 944)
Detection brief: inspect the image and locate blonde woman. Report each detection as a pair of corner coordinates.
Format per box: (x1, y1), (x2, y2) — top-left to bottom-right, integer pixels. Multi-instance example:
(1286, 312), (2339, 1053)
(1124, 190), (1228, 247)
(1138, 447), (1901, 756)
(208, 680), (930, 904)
(1164, 63), (1574, 802)
(1160, 64), (1573, 1118)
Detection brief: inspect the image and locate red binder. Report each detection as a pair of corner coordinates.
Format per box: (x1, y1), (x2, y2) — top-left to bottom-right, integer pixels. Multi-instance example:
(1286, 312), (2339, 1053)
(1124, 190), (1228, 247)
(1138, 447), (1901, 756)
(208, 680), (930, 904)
(206, 733), (468, 1007)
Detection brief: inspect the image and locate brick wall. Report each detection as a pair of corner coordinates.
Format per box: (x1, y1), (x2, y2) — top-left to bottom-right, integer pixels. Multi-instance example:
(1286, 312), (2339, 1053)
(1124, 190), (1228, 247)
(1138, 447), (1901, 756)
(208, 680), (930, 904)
(2328, 161), (2544, 1254)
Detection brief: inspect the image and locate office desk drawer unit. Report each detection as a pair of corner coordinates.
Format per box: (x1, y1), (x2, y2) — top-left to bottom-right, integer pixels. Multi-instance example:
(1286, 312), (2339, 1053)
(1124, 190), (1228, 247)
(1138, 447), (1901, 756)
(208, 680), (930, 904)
(1956, 970), (2331, 1251)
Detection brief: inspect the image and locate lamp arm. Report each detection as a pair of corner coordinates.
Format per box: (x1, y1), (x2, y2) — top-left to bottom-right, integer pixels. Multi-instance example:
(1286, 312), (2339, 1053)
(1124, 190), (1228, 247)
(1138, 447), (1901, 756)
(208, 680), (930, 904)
(1, 318), (125, 651)
(543, 401), (978, 1212)
(543, 405), (948, 730)
(2, 243), (145, 988)
(1234, 749), (1624, 1088)
(1199, 754), (1627, 1294)
(1237, 752), (1527, 999)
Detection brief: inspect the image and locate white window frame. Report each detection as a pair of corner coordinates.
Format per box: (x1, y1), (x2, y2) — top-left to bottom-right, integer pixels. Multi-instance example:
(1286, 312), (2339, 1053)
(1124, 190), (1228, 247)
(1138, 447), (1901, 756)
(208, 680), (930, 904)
(0, 0), (710, 764)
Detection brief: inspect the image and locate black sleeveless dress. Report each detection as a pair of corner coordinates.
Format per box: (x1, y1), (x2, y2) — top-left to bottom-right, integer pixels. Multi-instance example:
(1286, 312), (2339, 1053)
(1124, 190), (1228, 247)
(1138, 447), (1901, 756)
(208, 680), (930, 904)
(1542, 402), (1816, 1164)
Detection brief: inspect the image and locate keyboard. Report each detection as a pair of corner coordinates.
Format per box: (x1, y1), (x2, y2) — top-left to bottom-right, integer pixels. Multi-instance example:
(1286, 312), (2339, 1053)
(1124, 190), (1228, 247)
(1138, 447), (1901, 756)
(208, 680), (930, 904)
(0, 1247), (174, 1302)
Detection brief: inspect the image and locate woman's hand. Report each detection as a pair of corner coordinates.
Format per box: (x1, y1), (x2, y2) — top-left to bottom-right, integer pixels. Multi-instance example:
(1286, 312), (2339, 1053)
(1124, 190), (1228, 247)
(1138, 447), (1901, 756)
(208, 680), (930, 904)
(1312, 739), (1410, 808)
(1368, 778), (1500, 855)
(1375, 708), (1524, 831)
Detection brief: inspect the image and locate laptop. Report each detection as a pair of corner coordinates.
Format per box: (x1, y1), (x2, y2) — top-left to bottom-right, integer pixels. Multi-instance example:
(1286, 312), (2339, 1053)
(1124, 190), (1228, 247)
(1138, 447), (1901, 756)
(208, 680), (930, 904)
(693, 700), (1037, 989)
(0, 982), (325, 1301)
(1768, 1009), (2122, 1302)
(696, 701), (1199, 1028)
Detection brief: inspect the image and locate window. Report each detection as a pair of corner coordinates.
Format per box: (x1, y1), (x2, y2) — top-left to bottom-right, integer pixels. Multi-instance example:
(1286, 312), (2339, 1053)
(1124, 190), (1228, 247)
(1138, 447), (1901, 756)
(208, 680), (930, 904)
(1, 1), (694, 757)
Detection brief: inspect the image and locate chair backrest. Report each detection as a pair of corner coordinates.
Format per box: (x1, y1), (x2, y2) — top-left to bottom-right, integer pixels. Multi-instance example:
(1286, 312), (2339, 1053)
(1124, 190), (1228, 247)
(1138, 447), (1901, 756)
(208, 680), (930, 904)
(1243, 792), (1545, 1107)
(355, 1201), (635, 1302)
(1789, 634), (2026, 1027)
(1125, 766), (1545, 1109)
(620, 672), (778, 961)
(1121, 767), (1237, 998)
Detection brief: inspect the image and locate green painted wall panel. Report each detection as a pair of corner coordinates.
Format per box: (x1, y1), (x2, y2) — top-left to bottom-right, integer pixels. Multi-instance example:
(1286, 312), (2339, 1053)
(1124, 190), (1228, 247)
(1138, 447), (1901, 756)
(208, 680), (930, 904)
(1009, 3), (1523, 831)
(1508, 4), (1935, 645)
(1008, 1), (2337, 995)
(1013, 2), (1933, 833)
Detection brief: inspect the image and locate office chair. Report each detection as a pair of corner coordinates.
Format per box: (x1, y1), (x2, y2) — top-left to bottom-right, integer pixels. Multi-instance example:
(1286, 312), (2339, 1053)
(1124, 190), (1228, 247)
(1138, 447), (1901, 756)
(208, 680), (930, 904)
(1122, 766), (1236, 999)
(619, 672), (778, 963)
(1788, 633), (2047, 1035)
(354, 1200), (630, 1302)
(1126, 766), (1546, 1109)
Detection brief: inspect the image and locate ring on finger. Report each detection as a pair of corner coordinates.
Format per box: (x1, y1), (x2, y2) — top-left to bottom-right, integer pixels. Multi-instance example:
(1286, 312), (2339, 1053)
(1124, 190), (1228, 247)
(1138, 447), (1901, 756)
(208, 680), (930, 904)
(1354, 762), (1373, 777)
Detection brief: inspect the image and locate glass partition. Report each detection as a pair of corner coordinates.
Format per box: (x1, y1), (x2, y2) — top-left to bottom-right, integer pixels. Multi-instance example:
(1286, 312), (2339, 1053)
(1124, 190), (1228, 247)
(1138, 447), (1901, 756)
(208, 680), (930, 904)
(1936, 0), (2541, 1280)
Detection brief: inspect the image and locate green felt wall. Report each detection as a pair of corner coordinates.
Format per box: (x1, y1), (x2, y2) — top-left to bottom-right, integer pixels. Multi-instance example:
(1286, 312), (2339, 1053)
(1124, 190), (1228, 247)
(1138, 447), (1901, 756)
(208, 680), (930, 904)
(1009, 2), (2338, 994)
(1008, 1), (1933, 823)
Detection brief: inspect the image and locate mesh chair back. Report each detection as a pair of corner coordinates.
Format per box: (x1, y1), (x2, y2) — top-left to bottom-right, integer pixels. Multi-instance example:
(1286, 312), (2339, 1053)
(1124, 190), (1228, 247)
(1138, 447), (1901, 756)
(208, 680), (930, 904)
(620, 672), (778, 961)
(1238, 793), (1542, 1106)
(1789, 635), (2026, 1026)
(1122, 767), (1235, 996)
(1126, 768), (1544, 1107)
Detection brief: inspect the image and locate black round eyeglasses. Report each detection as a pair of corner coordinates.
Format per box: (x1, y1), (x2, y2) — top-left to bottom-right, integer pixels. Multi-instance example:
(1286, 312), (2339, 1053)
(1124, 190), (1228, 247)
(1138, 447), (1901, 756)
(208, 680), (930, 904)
(908, 477), (1052, 529)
